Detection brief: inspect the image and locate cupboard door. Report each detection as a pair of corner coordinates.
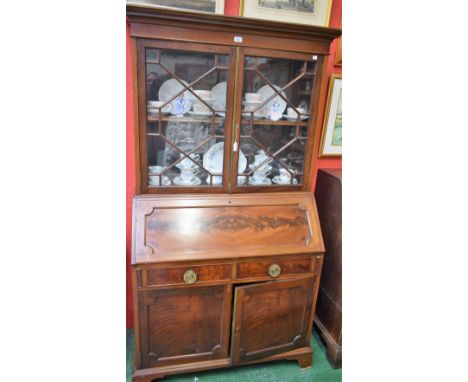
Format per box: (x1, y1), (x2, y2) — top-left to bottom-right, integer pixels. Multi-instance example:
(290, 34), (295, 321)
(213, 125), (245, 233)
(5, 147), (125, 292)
(232, 48), (324, 192)
(137, 39), (235, 193)
(231, 277), (316, 364)
(138, 284), (232, 368)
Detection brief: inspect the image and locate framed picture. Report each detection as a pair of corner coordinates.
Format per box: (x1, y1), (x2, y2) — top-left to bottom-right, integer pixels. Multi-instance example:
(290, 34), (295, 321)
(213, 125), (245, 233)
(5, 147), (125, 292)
(320, 74), (342, 157)
(126, 0), (225, 14)
(241, 0), (332, 27)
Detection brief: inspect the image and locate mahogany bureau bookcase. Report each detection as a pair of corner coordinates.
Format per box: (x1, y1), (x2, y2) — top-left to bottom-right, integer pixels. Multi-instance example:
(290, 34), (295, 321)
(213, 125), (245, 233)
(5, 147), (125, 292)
(127, 5), (341, 381)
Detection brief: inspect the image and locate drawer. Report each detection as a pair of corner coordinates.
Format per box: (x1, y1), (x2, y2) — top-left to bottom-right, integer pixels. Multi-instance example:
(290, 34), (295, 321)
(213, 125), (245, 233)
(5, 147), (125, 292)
(147, 264), (232, 287)
(236, 257), (315, 280)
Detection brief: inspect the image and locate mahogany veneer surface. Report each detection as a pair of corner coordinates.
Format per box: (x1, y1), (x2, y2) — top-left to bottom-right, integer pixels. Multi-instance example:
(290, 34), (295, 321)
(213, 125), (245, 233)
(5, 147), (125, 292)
(132, 193), (325, 381)
(132, 192), (324, 265)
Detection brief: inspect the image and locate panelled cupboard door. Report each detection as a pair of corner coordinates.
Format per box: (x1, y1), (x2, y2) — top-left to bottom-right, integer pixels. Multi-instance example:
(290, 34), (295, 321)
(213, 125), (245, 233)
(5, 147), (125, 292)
(138, 284), (232, 368)
(231, 277), (316, 364)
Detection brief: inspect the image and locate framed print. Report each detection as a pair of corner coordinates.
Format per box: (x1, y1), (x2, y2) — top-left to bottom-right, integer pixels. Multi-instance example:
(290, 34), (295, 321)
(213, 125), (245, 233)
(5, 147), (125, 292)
(126, 0), (225, 14)
(241, 0), (332, 27)
(320, 74), (342, 157)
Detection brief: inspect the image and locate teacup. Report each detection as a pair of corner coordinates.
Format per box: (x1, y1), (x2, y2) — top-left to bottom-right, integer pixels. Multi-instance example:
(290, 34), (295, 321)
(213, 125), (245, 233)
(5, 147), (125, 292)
(148, 175), (160, 186)
(180, 167), (199, 183)
(278, 168), (291, 181)
(254, 153), (269, 165)
(245, 93), (262, 103)
(147, 101), (171, 113)
(178, 154), (199, 169)
(148, 165), (164, 174)
(287, 107), (305, 118)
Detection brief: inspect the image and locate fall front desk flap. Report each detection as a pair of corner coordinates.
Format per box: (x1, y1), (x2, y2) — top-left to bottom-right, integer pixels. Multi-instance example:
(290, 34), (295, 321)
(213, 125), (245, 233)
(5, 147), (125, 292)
(132, 192), (324, 264)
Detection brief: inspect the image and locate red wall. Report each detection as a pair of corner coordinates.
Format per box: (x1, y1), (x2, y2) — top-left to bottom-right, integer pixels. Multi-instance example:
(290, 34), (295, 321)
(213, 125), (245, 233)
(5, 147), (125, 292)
(126, 0), (342, 328)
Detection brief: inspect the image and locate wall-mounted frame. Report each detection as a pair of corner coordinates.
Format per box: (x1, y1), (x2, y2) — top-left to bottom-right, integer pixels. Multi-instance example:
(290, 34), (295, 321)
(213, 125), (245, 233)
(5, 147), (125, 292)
(241, 0), (332, 27)
(126, 0), (225, 14)
(320, 74), (342, 157)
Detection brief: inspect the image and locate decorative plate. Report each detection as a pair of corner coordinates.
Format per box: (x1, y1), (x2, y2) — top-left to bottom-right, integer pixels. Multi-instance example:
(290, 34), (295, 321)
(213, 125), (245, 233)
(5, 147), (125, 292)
(257, 84), (287, 119)
(203, 142), (247, 175)
(211, 82), (227, 112)
(159, 79), (195, 115)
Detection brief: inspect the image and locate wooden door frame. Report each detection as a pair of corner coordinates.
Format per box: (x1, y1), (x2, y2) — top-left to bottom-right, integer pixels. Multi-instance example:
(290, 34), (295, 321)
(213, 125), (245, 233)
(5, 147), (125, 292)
(230, 47), (326, 193)
(135, 38), (236, 194)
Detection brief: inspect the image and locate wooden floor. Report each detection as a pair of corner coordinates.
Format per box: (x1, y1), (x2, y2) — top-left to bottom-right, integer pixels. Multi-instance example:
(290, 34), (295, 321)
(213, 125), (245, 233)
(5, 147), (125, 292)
(126, 329), (342, 382)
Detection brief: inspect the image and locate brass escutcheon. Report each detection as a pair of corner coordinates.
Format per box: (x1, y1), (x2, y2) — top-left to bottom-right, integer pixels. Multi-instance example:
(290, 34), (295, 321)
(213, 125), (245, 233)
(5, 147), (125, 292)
(183, 269), (197, 284)
(268, 264), (281, 278)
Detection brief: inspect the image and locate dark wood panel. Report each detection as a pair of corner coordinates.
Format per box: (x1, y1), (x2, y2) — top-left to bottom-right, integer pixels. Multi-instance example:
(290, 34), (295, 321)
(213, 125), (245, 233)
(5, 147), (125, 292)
(145, 204), (311, 253)
(236, 257), (312, 280)
(138, 285), (232, 369)
(314, 169), (342, 368)
(127, 5), (341, 45)
(147, 264), (232, 287)
(231, 277), (316, 364)
(133, 193), (324, 264)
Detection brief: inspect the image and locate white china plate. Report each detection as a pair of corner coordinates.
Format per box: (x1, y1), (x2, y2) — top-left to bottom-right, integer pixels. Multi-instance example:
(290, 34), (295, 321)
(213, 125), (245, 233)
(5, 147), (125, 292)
(203, 142), (247, 175)
(272, 176), (298, 185)
(147, 109), (171, 115)
(188, 111), (214, 117)
(283, 115), (308, 121)
(148, 176), (171, 187)
(173, 176), (202, 186)
(249, 163), (272, 172)
(242, 112), (267, 119)
(249, 177), (272, 186)
(257, 84), (287, 117)
(159, 79), (195, 115)
(211, 82), (227, 112)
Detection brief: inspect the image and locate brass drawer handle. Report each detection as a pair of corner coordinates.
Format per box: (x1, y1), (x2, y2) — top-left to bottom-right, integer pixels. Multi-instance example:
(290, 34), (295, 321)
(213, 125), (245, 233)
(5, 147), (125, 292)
(183, 269), (197, 284)
(268, 264), (281, 278)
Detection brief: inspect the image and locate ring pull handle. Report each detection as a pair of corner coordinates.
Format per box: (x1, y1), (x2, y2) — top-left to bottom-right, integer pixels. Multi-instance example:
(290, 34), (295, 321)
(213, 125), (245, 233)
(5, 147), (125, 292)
(268, 264), (281, 278)
(183, 269), (197, 284)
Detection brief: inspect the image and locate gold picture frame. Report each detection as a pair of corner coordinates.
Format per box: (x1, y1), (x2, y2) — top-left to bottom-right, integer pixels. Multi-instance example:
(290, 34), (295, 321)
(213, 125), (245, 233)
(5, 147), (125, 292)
(240, 0), (332, 27)
(320, 74), (342, 157)
(126, 0), (225, 14)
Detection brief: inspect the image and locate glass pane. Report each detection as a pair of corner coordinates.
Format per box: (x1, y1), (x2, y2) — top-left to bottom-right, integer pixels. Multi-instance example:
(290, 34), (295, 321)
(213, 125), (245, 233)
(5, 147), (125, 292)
(238, 136), (302, 187)
(145, 47), (229, 188)
(238, 54), (314, 188)
(242, 56), (314, 122)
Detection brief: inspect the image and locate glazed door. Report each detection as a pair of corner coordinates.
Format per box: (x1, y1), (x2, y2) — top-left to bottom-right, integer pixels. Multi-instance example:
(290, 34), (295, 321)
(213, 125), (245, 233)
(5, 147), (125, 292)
(137, 39), (236, 193)
(231, 277), (316, 364)
(137, 285), (232, 368)
(231, 47), (324, 192)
